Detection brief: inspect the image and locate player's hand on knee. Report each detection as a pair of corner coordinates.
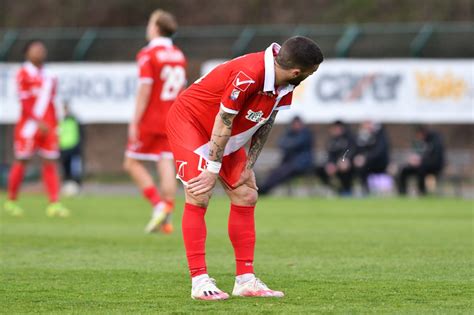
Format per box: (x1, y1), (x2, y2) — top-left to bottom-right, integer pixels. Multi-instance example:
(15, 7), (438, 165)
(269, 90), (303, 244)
(234, 168), (258, 191)
(187, 170), (218, 196)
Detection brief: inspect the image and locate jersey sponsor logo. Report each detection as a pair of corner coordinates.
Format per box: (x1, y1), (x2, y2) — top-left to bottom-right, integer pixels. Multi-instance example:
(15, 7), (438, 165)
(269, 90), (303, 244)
(245, 110), (264, 123)
(230, 88), (241, 101)
(232, 71), (255, 91)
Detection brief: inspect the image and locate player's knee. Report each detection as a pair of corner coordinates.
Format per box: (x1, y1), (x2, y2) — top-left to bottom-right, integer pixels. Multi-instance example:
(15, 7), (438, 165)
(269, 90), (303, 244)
(185, 190), (212, 208)
(161, 187), (176, 201)
(123, 157), (135, 172)
(240, 187), (258, 206)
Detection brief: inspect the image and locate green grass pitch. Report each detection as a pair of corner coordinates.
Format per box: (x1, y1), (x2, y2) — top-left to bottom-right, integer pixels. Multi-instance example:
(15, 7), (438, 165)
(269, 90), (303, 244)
(1, 194), (472, 314)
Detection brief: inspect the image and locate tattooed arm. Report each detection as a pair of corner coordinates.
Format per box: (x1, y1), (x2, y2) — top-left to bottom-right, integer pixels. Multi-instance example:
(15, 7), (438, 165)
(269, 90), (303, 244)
(246, 111), (278, 169)
(232, 111), (277, 190)
(208, 108), (236, 163)
(187, 108), (236, 195)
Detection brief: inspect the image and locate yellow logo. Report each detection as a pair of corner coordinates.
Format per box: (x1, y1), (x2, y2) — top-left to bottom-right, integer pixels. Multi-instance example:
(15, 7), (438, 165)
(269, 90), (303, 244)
(415, 71), (467, 100)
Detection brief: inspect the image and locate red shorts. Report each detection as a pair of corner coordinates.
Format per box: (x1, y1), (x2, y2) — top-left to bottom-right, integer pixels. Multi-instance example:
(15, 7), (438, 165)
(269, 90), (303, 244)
(169, 141), (246, 190)
(166, 102), (247, 189)
(14, 125), (59, 160)
(125, 130), (173, 161)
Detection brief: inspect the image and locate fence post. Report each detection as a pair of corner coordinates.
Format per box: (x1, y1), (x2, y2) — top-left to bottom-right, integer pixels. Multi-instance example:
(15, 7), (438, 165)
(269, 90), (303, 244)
(335, 25), (360, 57)
(232, 27), (256, 57)
(73, 29), (97, 61)
(0, 30), (19, 61)
(410, 23), (434, 57)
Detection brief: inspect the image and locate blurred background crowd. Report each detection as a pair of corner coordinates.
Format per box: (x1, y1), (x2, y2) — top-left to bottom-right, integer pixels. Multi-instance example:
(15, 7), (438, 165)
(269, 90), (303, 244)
(0, 0), (472, 198)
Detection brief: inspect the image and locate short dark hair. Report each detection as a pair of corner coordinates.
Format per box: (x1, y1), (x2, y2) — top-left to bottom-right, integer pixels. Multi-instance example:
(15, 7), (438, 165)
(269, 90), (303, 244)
(23, 39), (44, 55)
(276, 36), (324, 70)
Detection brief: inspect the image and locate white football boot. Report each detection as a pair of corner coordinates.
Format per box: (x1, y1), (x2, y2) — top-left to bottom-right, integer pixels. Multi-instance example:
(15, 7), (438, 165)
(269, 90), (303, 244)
(232, 275), (284, 298)
(144, 201), (172, 233)
(191, 276), (229, 301)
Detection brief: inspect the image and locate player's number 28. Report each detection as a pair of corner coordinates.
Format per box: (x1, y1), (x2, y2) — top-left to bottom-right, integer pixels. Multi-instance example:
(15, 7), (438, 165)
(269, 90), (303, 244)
(160, 65), (186, 101)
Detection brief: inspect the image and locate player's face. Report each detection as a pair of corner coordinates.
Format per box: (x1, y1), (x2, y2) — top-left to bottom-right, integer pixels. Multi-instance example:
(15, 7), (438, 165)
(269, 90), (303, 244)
(287, 64), (319, 86)
(27, 42), (47, 65)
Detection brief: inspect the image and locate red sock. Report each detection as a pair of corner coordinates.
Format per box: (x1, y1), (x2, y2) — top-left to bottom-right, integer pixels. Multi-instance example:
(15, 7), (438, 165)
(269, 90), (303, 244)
(42, 162), (59, 203)
(164, 199), (175, 212)
(7, 162), (26, 200)
(182, 203), (207, 277)
(229, 204), (256, 275)
(142, 186), (161, 206)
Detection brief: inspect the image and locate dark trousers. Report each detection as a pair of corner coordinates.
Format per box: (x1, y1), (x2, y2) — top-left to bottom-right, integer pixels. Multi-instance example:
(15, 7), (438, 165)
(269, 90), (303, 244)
(60, 147), (83, 185)
(397, 165), (441, 195)
(354, 165), (387, 194)
(316, 166), (353, 195)
(259, 162), (309, 195)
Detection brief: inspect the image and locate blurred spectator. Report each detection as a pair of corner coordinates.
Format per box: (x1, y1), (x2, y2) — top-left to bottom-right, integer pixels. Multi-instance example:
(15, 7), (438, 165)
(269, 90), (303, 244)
(353, 121), (390, 194)
(59, 101), (84, 195)
(397, 125), (445, 196)
(316, 121), (356, 195)
(259, 116), (313, 195)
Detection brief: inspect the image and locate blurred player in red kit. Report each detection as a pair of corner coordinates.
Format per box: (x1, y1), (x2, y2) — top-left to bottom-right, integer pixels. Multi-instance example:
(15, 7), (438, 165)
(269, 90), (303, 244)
(167, 36), (323, 300)
(124, 10), (186, 234)
(4, 40), (70, 217)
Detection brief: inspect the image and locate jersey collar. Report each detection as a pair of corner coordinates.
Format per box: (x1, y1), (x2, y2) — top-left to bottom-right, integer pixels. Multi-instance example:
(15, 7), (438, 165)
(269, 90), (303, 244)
(148, 37), (173, 48)
(263, 43), (294, 95)
(24, 61), (42, 76)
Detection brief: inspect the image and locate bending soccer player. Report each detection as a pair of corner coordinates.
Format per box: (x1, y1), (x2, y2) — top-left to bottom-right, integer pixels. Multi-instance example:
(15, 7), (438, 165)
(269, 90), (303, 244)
(124, 10), (186, 233)
(4, 40), (70, 217)
(166, 36), (323, 300)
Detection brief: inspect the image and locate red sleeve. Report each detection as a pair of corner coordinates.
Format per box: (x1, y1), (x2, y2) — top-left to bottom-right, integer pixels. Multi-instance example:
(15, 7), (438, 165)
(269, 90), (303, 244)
(17, 70), (30, 100)
(275, 92), (293, 111)
(220, 70), (258, 114)
(16, 70), (36, 119)
(137, 51), (154, 84)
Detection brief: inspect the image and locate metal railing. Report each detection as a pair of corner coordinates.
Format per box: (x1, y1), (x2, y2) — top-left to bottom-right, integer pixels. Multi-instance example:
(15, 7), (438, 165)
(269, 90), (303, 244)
(0, 22), (473, 61)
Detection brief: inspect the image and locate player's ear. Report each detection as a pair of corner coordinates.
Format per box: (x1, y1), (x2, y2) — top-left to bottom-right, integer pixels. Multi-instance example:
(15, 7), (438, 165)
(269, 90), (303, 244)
(290, 68), (301, 78)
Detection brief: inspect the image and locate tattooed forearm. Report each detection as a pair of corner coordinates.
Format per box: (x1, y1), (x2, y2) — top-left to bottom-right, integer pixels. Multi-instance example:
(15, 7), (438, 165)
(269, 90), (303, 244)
(219, 112), (234, 129)
(208, 109), (236, 163)
(209, 139), (226, 161)
(246, 111), (277, 169)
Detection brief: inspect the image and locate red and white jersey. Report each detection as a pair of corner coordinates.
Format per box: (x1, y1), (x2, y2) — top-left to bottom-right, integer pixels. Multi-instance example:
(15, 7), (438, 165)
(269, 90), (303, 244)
(137, 37), (187, 134)
(16, 62), (57, 138)
(168, 43), (294, 157)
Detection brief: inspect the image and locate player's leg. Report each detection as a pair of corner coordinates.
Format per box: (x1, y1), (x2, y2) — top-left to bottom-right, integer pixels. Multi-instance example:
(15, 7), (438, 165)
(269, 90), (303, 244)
(169, 140), (228, 300)
(223, 182), (284, 298)
(4, 133), (34, 216)
(155, 155), (177, 234)
(39, 131), (70, 217)
(124, 131), (165, 231)
(123, 157), (158, 202)
(5, 158), (29, 216)
(184, 185), (229, 300)
(41, 157), (70, 217)
(220, 150), (284, 298)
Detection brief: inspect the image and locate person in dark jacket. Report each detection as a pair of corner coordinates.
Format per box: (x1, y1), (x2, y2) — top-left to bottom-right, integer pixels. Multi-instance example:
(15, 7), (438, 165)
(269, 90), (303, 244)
(259, 116), (313, 195)
(59, 102), (84, 194)
(397, 125), (445, 195)
(316, 120), (356, 195)
(353, 121), (390, 194)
